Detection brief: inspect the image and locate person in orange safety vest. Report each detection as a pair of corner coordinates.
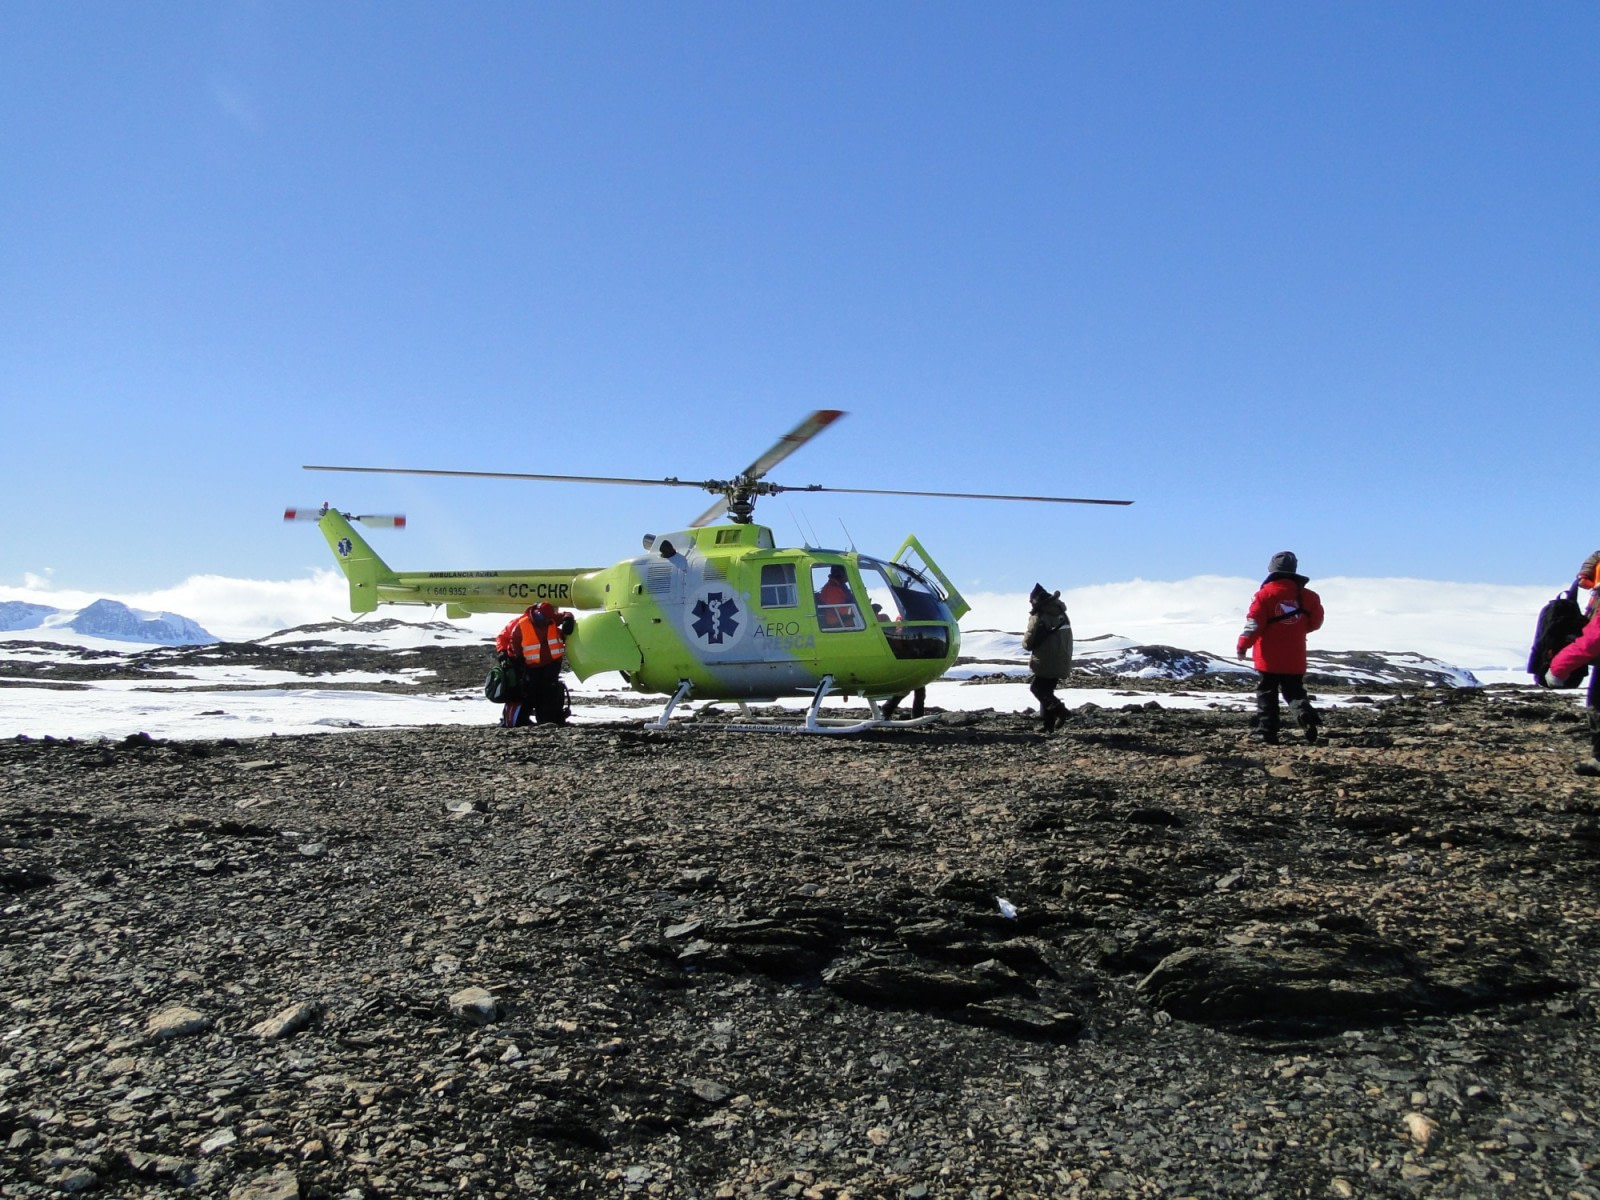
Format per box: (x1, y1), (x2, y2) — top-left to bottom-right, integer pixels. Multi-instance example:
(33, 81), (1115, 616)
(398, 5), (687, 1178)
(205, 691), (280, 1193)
(816, 565), (858, 630)
(494, 602), (576, 727)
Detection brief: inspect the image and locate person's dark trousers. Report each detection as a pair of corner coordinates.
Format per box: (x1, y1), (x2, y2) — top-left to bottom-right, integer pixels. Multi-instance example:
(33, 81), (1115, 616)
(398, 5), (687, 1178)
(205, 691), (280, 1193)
(1030, 676), (1067, 731)
(532, 666), (568, 726)
(1253, 672), (1318, 741)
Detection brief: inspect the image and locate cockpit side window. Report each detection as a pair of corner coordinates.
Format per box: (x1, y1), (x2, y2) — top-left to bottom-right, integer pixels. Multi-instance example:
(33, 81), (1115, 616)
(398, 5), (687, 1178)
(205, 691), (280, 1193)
(812, 563), (862, 631)
(760, 562), (798, 608)
(858, 561), (902, 624)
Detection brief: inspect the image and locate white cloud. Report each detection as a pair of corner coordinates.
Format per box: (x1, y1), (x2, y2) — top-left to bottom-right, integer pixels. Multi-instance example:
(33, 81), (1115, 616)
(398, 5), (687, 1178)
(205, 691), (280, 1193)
(967, 575), (1551, 670)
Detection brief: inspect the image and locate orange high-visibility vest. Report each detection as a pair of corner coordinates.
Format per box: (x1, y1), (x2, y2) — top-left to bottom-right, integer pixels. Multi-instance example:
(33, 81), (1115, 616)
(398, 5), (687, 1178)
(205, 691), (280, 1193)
(516, 613), (566, 667)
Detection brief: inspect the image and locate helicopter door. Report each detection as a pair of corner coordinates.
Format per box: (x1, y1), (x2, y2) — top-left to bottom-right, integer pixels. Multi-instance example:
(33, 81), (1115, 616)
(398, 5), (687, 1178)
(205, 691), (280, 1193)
(858, 556), (953, 661)
(892, 535), (970, 620)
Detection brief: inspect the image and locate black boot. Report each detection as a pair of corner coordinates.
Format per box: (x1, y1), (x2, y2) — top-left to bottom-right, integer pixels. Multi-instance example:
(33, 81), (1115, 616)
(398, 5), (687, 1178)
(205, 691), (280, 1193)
(1249, 713), (1278, 744)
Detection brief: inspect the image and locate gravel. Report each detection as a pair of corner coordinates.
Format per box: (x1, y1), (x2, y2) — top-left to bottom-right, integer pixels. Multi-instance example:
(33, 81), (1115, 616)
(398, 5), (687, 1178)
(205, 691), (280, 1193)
(2, 686), (1599, 1198)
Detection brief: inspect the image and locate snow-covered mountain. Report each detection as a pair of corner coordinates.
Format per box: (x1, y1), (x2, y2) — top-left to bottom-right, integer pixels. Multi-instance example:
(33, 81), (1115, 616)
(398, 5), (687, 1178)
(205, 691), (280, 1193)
(0, 601), (58, 632)
(957, 630), (1480, 689)
(0, 598), (217, 646)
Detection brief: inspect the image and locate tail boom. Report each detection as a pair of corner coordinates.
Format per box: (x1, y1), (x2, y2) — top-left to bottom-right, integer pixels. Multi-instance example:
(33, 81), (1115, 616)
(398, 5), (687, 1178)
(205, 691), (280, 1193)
(378, 568), (608, 614)
(310, 507), (605, 615)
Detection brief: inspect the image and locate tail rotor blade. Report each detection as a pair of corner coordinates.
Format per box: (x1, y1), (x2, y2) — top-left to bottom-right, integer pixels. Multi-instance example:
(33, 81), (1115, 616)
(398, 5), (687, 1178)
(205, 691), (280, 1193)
(282, 506), (406, 528)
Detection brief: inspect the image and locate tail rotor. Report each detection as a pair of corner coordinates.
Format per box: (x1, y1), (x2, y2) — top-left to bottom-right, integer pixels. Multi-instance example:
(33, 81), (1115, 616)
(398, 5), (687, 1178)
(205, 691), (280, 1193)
(284, 504), (406, 530)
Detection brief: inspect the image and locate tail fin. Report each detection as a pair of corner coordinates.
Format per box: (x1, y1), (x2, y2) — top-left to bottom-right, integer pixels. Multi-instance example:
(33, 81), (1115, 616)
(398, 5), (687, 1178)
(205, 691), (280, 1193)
(313, 507), (398, 612)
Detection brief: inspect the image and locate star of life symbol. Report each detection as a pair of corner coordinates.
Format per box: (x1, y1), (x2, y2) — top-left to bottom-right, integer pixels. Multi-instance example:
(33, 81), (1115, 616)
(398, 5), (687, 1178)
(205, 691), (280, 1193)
(691, 591), (740, 644)
(337, 537), (353, 558)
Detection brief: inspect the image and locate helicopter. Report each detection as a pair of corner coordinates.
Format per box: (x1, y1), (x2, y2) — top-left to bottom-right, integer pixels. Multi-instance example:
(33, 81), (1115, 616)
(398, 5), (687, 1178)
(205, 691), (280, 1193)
(286, 411), (1130, 733)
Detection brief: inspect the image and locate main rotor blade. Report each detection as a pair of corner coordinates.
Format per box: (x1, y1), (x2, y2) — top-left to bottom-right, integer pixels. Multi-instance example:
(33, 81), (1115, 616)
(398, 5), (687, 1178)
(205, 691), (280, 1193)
(304, 465), (717, 489)
(774, 484), (1133, 506)
(690, 497), (730, 528)
(737, 409), (845, 483)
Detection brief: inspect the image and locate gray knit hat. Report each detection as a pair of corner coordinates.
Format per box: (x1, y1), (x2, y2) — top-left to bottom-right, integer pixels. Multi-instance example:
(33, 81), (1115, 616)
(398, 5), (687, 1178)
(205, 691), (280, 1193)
(1268, 551), (1298, 575)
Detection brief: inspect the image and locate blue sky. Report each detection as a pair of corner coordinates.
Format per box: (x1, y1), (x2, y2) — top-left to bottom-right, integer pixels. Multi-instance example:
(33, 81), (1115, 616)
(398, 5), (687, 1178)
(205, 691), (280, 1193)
(4, 2), (1597, 599)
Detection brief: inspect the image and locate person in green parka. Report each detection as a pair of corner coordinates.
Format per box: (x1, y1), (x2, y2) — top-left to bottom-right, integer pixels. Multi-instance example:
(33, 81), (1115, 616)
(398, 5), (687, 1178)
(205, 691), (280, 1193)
(1024, 583), (1073, 733)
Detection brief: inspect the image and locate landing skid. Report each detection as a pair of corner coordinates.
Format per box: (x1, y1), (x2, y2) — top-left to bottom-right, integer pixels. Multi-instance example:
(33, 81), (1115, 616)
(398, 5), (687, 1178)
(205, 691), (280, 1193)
(642, 679), (695, 731)
(643, 675), (939, 735)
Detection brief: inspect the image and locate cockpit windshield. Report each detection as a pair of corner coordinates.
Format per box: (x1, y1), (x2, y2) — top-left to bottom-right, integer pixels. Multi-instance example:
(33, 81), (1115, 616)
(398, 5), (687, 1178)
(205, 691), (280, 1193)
(857, 557), (948, 622)
(856, 556), (952, 659)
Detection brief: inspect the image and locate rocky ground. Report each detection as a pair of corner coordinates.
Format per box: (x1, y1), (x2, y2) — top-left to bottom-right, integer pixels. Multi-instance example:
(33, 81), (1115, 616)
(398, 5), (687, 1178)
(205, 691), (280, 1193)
(3, 686), (1600, 1199)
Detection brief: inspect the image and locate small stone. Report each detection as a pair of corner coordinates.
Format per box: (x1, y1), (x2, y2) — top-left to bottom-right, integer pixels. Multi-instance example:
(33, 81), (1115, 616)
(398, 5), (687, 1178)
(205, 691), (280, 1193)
(686, 1077), (733, 1103)
(146, 1006), (213, 1041)
(448, 987), (500, 1024)
(50, 1168), (99, 1194)
(200, 1128), (238, 1155)
(249, 1000), (322, 1041)
(228, 1169), (302, 1200)
(1404, 1111), (1440, 1151)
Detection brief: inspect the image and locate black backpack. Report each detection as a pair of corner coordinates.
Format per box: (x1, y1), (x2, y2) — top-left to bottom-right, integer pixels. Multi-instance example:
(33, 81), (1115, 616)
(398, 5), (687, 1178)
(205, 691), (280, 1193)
(1527, 581), (1590, 687)
(484, 655), (524, 704)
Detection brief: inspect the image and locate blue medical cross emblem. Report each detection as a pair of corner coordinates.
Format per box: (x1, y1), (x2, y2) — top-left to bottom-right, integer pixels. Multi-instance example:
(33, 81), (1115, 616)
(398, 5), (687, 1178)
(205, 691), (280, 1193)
(691, 592), (740, 644)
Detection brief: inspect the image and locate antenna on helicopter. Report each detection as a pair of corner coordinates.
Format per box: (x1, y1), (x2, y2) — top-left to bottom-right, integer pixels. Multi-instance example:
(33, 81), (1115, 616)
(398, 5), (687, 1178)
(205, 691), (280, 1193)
(302, 408), (1133, 523)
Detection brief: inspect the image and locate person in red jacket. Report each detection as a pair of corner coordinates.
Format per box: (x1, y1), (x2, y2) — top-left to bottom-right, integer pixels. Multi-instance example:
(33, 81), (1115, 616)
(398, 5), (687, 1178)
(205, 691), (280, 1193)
(494, 602), (576, 727)
(1547, 551), (1600, 776)
(1237, 550), (1325, 745)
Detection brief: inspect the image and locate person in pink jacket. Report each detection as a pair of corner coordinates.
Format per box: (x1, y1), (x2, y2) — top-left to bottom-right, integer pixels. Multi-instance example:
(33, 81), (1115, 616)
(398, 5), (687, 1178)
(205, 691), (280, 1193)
(1547, 560), (1600, 775)
(1237, 550), (1326, 744)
